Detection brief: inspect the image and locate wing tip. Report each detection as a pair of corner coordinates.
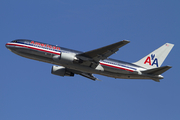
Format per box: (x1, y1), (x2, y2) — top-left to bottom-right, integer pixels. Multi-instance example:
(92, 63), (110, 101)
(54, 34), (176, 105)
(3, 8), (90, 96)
(152, 79), (160, 82)
(123, 40), (130, 43)
(166, 65), (172, 68)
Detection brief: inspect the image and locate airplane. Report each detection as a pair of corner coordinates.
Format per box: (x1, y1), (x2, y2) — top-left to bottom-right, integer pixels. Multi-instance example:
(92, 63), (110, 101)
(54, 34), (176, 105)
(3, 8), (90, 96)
(5, 39), (174, 82)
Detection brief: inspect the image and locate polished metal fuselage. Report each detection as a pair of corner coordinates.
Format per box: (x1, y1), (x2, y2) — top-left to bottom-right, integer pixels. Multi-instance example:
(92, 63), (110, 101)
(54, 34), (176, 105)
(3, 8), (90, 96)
(6, 40), (163, 80)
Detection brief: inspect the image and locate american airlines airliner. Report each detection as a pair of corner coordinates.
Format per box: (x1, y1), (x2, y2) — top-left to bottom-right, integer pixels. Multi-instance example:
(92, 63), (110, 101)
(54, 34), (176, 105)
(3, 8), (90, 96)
(6, 39), (174, 82)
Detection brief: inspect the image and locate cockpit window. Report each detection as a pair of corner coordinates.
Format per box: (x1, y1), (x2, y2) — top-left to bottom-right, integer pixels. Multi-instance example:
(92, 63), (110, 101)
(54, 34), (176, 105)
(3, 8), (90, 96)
(12, 40), (17, 43)
(11, 39), (32, 43)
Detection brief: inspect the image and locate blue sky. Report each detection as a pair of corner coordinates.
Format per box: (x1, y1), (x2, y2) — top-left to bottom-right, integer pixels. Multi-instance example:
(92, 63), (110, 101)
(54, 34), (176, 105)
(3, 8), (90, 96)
(1, 0), (180, 120)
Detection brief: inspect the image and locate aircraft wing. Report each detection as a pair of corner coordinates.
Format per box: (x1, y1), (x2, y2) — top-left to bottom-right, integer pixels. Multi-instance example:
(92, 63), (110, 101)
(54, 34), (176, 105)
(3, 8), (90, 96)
(66, 68), (99, 81)
(76, 40), (130, 63)
(62, 41), (130, 80)
(79, 73), (100, 81)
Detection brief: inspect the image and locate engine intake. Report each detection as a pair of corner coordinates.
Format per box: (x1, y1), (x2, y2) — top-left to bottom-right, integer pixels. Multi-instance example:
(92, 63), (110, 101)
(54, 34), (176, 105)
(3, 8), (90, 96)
(51, 66), (74, 77)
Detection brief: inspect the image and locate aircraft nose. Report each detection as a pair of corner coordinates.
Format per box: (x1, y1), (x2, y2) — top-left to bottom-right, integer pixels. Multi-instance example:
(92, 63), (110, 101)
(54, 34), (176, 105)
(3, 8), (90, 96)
(6, 43), (9, 47)
(5, 42), (12, 50)
(5, 43), (9, 48)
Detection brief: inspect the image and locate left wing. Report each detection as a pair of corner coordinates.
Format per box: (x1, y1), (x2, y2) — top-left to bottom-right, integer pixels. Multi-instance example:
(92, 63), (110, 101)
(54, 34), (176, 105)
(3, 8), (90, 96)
(76, 40), (130, 63)
(79, 73), (100, 81)
(66, 68), (99, 81)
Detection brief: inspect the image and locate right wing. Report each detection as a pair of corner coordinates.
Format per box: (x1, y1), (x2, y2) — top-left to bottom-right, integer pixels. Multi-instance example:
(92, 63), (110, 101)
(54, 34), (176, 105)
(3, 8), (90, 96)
(77, 40), (130, 62)
(76, 40), (130, 68)
(66, 40), (130, 80)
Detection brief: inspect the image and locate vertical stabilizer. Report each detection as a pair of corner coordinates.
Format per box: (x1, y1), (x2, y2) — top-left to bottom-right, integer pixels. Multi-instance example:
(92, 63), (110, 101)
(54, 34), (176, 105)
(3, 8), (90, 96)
(133, 43), (174, 69)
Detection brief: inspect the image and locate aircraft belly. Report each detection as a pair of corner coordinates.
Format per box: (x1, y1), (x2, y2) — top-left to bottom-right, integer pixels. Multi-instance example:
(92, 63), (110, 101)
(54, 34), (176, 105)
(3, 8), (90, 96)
(97, 66), (152, 79)
(97, 71), (151, 79)
(10, 47), (60, 65)
(58, 63), (101, 74)
(53, 62), (147, 79)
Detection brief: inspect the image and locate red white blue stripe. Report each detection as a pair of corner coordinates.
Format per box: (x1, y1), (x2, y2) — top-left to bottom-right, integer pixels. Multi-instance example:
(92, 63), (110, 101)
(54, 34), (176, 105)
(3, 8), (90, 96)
(6, 42), (60, 55)
(100, 61), (136, 72)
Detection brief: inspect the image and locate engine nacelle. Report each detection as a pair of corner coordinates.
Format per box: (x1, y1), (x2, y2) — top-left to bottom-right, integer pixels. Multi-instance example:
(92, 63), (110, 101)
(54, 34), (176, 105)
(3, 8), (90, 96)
(53, 52), (83, 64)
(51, 65), (74, 77)
(60, 52), (75, 63)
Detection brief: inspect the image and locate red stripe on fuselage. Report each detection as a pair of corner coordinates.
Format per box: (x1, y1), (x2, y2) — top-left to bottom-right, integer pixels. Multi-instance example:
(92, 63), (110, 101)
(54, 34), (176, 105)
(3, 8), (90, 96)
(6, 43), (60, 55)
(100, 62), (134, 72)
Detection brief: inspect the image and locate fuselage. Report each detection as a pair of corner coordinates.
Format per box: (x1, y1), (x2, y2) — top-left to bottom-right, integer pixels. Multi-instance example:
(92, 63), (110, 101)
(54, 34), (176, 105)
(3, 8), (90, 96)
(5, 39), (163, 80)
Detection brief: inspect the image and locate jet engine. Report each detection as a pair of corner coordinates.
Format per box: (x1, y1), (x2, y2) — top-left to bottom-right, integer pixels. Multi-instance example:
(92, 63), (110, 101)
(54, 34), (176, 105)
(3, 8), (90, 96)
(51, 65), (74, 77)
(60, 52), (75, 63)
(53, 52), (83, 64)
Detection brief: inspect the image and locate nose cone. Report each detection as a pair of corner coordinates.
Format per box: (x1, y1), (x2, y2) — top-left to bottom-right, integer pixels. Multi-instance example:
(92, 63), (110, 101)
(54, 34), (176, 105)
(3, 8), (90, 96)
(5, 42), (12, 51)
(5, 43), (9, 48)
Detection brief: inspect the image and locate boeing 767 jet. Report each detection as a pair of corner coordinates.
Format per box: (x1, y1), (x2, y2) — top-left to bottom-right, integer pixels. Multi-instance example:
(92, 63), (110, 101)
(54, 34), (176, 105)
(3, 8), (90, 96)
(6, 39), (174, 82)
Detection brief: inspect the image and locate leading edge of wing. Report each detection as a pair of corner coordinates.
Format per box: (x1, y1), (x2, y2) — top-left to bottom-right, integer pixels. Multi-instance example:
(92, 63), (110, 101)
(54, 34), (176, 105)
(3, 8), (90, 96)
(77, 40), (130, 62)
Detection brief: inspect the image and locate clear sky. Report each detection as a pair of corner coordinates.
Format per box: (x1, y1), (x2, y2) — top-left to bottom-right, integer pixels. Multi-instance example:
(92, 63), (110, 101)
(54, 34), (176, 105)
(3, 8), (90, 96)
(1, 0), (180, 120)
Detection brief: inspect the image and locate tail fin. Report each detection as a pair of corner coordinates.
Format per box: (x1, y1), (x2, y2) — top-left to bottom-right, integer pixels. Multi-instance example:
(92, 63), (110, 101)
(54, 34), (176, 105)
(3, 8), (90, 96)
(134, 43), (174, 69)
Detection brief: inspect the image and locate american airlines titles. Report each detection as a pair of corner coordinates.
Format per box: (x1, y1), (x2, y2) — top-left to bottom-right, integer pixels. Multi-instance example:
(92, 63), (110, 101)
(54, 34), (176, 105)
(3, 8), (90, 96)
(30, 41), (60, 51)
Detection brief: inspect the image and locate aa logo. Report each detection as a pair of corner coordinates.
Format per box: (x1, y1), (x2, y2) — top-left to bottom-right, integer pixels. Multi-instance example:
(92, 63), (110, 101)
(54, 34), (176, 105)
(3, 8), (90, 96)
(144, 54), (159, 67)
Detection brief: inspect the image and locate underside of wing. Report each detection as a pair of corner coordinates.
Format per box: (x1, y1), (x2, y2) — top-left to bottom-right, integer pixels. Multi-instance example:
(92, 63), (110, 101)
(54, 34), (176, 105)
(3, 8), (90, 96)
(79, 73), (99, 81)
(66, 68), (99, 81)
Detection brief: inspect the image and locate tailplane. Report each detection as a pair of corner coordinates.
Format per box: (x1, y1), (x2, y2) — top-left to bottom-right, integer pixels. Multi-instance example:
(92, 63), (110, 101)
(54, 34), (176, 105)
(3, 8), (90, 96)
(134, 43), (174, 69)
(141, 66), (172, 82)
(142, 66), (172, 75)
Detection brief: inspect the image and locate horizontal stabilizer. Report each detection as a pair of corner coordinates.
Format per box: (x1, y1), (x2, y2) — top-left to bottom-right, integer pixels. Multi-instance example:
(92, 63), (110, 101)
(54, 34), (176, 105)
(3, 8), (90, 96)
(142, 66), (172, 75)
